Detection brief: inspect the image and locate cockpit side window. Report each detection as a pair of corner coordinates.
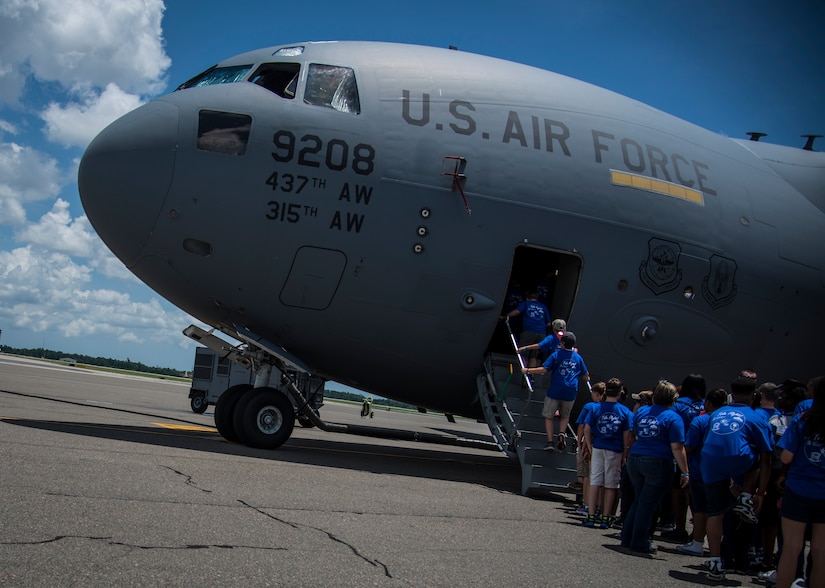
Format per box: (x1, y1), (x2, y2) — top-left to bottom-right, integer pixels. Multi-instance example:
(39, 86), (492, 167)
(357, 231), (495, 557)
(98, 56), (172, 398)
(304, 64), (361, 114)
(176, 64), (253, 90)
(248, 63), (301, 99)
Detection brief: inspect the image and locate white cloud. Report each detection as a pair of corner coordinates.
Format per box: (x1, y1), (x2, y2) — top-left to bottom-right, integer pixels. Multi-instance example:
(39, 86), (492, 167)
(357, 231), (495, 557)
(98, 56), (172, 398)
(41, 82), (144, 147)
(0, 141), (64, 224)
(0, 119), (18, 135)
(0, 245), (190, 346)
(16, 198), (96, 256)
(0, 0), (170, 106)
(15, 196), (139, 282)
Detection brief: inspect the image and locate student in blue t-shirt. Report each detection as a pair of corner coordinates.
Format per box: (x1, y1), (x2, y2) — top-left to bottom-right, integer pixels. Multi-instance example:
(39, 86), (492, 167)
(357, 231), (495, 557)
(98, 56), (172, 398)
(620, 380), (689, 554)
(573, 381), (606, 516)
(583, 377), (633, 530)
(517, 318), (566, 361)
(775, 376), (825, 588)
(504, 291), (551, 368)
(700, 376), (773, 581)
(523, 331), (589, 452)
(677, 388), (728, 556)
(792, 376), (822, 417)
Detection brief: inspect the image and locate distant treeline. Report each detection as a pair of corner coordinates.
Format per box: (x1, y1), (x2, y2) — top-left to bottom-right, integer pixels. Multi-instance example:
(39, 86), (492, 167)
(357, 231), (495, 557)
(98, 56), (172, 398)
(0, 345), (182, 377)
(325, 388), (416, 410)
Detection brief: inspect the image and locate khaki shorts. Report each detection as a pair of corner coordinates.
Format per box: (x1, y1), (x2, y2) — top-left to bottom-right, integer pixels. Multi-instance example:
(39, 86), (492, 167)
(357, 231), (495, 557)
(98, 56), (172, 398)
(577, 448), (591, 477)
(590, 447), (623, 488)
(542, 396), (574, 419)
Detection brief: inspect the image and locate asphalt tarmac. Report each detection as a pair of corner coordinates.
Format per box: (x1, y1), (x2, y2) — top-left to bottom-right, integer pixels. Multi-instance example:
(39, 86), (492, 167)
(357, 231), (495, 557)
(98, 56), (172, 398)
(0, 354), (757, 587)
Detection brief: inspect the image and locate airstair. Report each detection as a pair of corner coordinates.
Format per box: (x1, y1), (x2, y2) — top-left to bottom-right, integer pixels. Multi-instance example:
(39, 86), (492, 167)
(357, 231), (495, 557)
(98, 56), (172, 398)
(478, 347), (579, 497)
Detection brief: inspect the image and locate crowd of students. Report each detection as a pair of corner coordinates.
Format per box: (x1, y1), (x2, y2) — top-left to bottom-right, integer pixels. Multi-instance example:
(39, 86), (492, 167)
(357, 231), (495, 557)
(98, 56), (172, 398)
(573, 372), (823, 587)
(516, 332), (823, 588)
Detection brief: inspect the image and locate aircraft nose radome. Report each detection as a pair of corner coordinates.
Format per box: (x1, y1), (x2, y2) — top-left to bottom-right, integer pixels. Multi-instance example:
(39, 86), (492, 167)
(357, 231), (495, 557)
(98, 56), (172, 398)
(78, 100), (179, 267)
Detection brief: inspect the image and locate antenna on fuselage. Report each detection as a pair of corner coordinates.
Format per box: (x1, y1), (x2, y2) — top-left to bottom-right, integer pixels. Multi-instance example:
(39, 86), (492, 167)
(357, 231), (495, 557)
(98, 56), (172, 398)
(801, 134), (823, 151)
(746, 132), (767, 141)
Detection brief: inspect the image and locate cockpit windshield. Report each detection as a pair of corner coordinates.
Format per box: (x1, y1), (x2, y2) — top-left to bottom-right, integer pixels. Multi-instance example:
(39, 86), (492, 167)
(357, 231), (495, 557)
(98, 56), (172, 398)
(304, 64), (361, 115)
(175, 59), (361, 115)
(176, 64), (253, 90)
(249, 63), (301, 99)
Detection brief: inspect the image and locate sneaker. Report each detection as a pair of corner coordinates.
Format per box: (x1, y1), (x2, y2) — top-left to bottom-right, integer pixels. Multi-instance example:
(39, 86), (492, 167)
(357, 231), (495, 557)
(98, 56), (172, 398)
(790, 580), (806, 588)
(706, 559), (726, 581)
(574, 504), (588, 516)
(599, 515), (614, 529)
(543, 443), (555, 452)
(732, 492), (759, 524)
(656, 522), (676, 532)
(583, 514), (596, 528)
(567, 481), (583, 492)
(756, 569), (776, 584)
(556, 432), (567, 451)
(676, 540), (704, 556)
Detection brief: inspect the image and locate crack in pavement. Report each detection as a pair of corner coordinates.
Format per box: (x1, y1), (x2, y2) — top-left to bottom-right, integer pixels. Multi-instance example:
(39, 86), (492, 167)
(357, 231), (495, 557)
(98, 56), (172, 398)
(161, 465), (212, 493)
(238, 499), (393, 578)
(1, 535), (286, 551)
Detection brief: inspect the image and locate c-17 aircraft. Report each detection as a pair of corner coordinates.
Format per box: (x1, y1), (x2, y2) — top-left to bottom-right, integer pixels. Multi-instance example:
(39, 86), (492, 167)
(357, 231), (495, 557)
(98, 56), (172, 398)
(78, 41), (824, 493)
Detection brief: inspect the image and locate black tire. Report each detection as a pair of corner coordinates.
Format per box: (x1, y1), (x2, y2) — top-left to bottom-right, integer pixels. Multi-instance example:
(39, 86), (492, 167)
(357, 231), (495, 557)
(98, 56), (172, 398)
(190, 392), (208, 414)
(214, 384), (253, 443)
(233, 387), (295, 449)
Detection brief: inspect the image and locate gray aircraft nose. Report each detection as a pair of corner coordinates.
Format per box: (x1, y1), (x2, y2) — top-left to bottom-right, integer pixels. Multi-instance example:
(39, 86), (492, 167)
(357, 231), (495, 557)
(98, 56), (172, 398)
(78, 100), (179, 267)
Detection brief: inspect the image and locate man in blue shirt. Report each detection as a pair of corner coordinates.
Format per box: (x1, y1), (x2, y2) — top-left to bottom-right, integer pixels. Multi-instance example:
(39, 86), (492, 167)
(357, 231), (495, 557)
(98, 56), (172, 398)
(504, 291), (551, 368)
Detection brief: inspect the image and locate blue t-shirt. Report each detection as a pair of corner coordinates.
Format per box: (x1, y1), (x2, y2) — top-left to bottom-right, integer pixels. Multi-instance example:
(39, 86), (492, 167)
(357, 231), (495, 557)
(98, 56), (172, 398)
(542, 349), (588, 402)
(629, 405), (685, 459)
(577, 401), (599, 426)
(794, 398), (813, 416)
(537, 333), (561, 355)
(699, 404), (773, 483)
(684, 413), (711, 482)
(778, 415), (825, 500)
(587, 401), (633, 452)
(516, 300), (550, 334)
(673, 397), (701, 430)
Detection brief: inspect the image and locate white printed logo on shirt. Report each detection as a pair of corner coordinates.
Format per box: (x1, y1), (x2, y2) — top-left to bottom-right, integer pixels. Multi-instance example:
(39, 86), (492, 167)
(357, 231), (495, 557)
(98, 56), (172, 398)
(636, 415), (660, 438)
(710, 408), (745, 435)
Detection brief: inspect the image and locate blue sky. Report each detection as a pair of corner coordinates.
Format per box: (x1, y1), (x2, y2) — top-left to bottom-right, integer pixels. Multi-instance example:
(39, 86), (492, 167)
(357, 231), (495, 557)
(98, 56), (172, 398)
(0, 1), (822, 372)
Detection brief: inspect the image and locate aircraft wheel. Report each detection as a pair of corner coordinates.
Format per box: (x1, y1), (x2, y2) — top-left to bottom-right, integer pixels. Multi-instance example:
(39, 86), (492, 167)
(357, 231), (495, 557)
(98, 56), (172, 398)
(214, 384), (253, 442)
(190, 392), (208, 414)
(233, 388), (295, 449)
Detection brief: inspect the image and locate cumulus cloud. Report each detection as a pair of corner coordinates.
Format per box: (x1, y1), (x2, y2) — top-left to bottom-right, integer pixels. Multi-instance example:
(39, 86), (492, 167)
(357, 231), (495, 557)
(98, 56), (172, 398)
(0, 0), (170, 106)
(0, 141), (64, 224)
(16, 198), (96, 256)
(0, 245), (190, 346)
(42, 82), (144, 148)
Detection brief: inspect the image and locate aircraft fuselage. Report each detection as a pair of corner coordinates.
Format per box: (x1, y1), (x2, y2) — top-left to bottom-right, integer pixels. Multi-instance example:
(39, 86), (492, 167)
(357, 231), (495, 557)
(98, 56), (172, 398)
(79, 41), (825, 419)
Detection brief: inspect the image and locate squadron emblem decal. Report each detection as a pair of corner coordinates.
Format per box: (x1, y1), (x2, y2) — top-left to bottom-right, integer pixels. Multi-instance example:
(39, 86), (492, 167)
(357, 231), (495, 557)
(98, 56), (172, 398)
(702, 254), (738, 309)
(640, 238), (682, 295)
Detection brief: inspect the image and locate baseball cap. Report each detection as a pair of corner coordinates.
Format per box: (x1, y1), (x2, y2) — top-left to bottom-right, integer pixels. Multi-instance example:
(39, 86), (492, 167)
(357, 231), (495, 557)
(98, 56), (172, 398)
(551, 319), (566, 332)
(561, 331), (576, 348)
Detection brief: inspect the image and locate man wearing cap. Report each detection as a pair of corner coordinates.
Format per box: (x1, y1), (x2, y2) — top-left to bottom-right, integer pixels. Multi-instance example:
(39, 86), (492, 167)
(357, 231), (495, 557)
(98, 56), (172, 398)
(523, 330), (590, 451)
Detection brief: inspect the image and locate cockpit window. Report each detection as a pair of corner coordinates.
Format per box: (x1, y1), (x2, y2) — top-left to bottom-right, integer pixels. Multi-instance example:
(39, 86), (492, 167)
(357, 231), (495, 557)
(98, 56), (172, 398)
(304, 64), (360, 114)
(176, 64), (253, 90)
(197, 110), (251, 156)
(249, 63), (301, 99)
